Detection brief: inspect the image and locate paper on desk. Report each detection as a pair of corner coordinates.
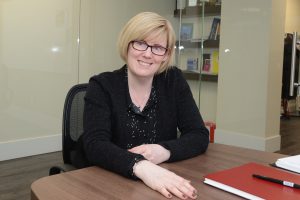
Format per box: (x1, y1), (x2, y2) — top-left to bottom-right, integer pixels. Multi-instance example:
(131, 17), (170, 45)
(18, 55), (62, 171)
(275, 155), (300, 173)
(204, 178), (264, 200)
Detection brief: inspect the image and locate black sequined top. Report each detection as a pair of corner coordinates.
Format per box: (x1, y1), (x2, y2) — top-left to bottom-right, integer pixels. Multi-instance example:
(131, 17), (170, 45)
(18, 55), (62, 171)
(126, 85), (158, 149)
(75, 65), (209, 179)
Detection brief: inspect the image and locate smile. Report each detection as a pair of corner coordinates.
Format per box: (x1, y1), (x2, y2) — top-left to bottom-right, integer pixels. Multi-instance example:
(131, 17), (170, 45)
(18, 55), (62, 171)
(138, 60), (152, 66)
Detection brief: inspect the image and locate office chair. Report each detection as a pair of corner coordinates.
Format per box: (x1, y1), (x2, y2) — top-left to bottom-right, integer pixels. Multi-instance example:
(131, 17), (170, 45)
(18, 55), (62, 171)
(49, 83), (88, 175)
(62, 83), (88, 164)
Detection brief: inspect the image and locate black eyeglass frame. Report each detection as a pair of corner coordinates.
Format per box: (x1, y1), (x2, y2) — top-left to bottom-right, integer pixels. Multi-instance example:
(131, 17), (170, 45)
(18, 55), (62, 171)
(130, 40), (168, 56)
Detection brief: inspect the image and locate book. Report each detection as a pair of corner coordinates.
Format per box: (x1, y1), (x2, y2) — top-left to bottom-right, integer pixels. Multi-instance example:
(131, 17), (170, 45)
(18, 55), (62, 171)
(180, 23), (193, 41)
(211, 51), (219, 74)
(202, 54), (211, 73)
(275, 155), (300, 174)
(215, 21), (221, 40)
(203, 162), (300, 200)
(187, 58), (198, 71)
(208, 18), (221, 40)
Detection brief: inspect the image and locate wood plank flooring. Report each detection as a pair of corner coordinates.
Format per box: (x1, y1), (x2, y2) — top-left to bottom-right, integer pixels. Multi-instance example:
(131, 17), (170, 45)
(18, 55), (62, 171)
(277, 116), (300, 155)
(0, 152), (68, 200)
(0, 117), (299, 200)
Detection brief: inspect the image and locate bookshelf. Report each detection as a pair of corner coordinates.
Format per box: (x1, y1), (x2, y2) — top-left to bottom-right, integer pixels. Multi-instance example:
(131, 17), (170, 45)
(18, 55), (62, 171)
(182, 70), (218, 82)
(174, 4), (221, 17)
(176, 39), (219, 49)
(174, 1), (221, 82)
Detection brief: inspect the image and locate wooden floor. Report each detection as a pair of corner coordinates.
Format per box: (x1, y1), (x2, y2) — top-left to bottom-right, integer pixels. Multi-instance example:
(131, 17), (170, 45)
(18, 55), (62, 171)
(277, 116), (300, 155)
(0, 117), (299, 200)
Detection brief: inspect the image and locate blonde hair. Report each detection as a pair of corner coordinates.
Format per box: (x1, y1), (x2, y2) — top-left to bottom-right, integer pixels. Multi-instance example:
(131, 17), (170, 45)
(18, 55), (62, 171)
(117, 12), (176, 74)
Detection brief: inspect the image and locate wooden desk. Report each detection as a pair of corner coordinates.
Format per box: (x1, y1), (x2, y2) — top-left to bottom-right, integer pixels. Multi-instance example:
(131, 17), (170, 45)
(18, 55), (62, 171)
(31, 143), (285, 200)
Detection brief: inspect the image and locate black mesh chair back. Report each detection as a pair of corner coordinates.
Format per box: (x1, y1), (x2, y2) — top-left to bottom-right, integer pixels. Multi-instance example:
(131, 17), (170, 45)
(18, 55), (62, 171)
(62, 83), (88, 164)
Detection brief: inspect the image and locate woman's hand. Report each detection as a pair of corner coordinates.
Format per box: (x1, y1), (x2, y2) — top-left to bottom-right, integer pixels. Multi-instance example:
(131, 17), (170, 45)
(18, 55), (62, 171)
(128, 144), (170, 164)
(133, 160), (197, 199)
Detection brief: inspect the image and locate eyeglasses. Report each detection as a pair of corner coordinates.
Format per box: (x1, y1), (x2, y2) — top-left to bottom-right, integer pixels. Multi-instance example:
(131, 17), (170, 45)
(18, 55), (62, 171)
(131, 40), (168, 56)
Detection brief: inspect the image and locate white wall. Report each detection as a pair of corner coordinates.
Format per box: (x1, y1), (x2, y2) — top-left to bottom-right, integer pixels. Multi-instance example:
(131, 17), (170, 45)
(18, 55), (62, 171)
(79, 0), (219, 121)
(78, 0), (218, 121)
(0, 0), (177, 161)
(215, 0), (286, 152)
(79, 0), (178, 82)
(188, 80), (218, 122)
(0, 0), (80, 160)
(1, 0), (293, 160)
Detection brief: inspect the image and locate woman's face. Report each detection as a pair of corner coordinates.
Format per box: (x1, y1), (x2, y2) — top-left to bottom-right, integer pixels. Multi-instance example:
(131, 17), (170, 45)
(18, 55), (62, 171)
(127, 33), (168, 79)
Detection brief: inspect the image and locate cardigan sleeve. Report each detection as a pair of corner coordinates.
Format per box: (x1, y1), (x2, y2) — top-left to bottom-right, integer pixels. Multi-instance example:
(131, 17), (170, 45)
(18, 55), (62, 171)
(159, 68), (209, 162)
(82, 75), (144, 179)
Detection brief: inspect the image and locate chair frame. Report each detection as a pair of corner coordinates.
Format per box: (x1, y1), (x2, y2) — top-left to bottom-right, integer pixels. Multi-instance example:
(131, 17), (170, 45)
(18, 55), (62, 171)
(62, 83), (88, 164)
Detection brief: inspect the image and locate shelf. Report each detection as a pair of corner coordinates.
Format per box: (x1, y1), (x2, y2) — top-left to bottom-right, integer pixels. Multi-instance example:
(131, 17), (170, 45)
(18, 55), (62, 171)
(203, 39), (220, 48)
(176, 39), (219, 49)
(174, 4), (221, 17)
(182, 70), (218, 82)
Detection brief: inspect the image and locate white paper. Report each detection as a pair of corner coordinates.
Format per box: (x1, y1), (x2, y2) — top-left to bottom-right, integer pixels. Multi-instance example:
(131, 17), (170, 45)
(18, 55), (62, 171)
(275, 155), (300, 173)
(204, 178), (265, 200)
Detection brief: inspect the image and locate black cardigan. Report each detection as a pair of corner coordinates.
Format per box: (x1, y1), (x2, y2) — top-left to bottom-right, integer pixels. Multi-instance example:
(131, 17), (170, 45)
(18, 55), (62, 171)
(75, 65), (209, 179)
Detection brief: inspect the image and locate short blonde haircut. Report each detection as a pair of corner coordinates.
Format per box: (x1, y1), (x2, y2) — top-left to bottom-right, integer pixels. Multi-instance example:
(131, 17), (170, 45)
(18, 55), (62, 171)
(117, 12), (176, 74)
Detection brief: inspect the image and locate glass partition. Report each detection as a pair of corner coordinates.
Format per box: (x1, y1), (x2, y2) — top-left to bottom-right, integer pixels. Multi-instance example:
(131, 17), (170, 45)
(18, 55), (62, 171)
(174, 0), (221, 108)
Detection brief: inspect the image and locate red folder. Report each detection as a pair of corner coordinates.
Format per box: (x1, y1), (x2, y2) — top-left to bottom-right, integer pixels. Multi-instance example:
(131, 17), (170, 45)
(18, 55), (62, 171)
(204, 162), (300, 200)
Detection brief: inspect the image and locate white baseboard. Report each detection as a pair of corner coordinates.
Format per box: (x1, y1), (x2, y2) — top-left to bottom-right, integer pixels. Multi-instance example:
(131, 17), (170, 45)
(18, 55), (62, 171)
(215, 129), (281, 152)
(0, 134), (62, 161)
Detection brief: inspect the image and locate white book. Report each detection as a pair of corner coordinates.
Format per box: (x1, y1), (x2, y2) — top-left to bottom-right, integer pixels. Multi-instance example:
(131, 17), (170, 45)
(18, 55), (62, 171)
(275, 155), (300, 173)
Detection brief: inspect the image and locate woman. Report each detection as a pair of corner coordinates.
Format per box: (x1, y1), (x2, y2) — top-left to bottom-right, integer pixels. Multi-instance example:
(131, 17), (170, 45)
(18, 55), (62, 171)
(75, 12), (209, 199)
